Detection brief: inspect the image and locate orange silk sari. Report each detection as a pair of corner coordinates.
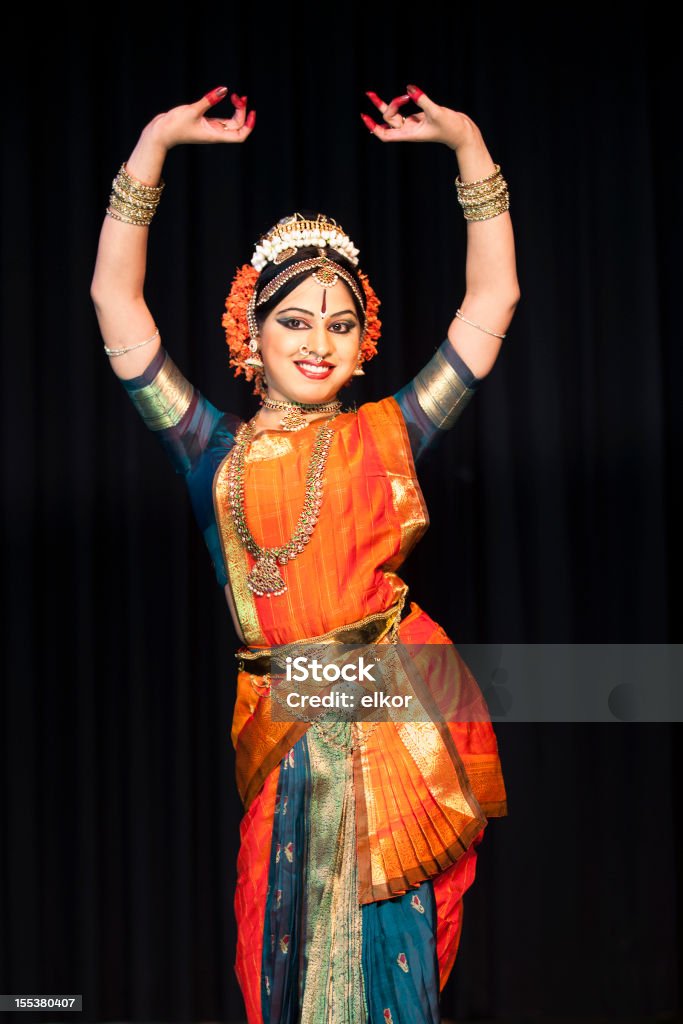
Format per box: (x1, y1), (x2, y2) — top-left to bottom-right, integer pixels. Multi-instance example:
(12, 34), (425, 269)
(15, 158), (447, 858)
(212, 395), (507, 1014)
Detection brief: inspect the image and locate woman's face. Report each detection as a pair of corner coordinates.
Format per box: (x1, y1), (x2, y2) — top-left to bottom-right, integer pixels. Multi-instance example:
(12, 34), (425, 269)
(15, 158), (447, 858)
(258, 275), (362, 404)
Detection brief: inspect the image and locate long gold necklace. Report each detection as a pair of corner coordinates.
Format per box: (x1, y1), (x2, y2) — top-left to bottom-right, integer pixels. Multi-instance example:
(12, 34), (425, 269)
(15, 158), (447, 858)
(228, 413), (341, 596)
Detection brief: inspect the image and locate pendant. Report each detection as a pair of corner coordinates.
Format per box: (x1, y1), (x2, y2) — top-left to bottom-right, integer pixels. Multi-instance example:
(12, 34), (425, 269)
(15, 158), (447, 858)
(279, 406), (308, 431)
(312, 264), (339, 287)
(247, 552), (288, 597)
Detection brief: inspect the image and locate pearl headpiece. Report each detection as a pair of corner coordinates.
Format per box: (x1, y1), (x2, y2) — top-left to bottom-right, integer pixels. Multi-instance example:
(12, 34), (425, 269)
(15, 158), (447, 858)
(251, 212), (360, 271)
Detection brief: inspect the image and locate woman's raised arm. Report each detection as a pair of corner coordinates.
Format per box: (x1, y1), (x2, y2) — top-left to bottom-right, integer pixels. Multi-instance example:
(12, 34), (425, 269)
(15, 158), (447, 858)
(90, 87), (255, 473)
(89, 125), (168, 380)
(362, 84), (520, 464)
(90, 86), (255, 380)
(362, 84), (519, 382)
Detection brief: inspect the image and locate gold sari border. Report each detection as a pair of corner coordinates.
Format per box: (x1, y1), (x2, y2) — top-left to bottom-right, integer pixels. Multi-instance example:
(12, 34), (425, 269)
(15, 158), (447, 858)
(356, 815), (488, 906)
(212, 445), (266, 647)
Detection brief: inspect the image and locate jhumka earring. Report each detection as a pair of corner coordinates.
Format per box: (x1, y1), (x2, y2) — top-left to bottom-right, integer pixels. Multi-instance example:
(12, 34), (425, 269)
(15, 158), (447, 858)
(352, 334), (366, 375)
(244, 335), (264, 369)
(244, 292), (264, 367)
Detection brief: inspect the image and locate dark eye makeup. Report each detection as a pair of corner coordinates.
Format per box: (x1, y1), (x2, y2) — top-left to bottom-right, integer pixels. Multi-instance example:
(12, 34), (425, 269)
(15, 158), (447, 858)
(277, 317), (356, 332)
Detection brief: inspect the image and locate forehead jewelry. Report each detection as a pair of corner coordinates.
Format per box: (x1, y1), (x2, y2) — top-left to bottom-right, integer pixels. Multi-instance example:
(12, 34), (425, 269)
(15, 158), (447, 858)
(259, 253), (365, 310)
(246, 254), (366, 345)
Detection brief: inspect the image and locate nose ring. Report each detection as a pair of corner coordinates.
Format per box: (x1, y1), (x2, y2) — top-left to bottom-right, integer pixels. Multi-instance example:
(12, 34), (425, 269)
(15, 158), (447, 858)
(298, 344), (323, 363)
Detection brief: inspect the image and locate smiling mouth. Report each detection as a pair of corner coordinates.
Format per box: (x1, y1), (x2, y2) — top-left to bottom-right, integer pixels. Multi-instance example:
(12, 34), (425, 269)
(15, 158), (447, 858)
(294, 360), (335, 375)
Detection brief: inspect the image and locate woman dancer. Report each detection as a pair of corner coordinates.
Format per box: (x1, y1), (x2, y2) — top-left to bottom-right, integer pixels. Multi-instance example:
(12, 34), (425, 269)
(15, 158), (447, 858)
(91, 82), (518, 1024)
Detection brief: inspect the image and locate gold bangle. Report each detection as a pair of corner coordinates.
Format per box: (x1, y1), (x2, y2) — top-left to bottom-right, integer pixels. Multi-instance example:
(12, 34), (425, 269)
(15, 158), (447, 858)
(107, 190), (160, 226)
(455, 162), (502, 189)
(461, 193), (510, 221)
(110, 183), (160, 210)
(455, 163), (510, 221)
(108, 192), (158, 215)
(117, 161), (165, 197)
(106, 161), (165, 226)
(106, 203), (155, 227)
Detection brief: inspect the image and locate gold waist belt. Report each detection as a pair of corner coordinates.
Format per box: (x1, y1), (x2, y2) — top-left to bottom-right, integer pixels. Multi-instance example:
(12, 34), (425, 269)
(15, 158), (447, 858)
(234, 590), (408, 677)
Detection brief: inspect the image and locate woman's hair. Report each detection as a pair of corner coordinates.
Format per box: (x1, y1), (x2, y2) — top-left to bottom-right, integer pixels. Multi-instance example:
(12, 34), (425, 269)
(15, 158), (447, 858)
(253, 211), (366, 334)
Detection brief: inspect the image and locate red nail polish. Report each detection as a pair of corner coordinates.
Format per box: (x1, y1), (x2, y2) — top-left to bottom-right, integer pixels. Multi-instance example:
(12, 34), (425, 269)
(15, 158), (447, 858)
(365, 91), (382, 108)
(393, 95), (410, 107)
(360, 113), (377, 133)
(246, 110), (256, 128)
(231, 92), (246, 108)
(205, 86), (228, 106)
(406, 84), (424, 100)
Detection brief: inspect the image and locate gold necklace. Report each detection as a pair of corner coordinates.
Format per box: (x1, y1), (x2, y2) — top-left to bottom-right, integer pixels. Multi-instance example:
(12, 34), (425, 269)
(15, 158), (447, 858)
(261, 395), (342, 432)
(228, 414), (340, 596)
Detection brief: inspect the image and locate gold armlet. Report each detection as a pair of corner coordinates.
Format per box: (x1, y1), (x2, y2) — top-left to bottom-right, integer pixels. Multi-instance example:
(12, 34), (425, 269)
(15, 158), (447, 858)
(125, 351), (194, 431)
(412, 347), (474, 430)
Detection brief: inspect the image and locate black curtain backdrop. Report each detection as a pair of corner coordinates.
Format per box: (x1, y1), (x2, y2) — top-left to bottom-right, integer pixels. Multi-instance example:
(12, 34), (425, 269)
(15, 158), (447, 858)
(1, 5), (681, 1023)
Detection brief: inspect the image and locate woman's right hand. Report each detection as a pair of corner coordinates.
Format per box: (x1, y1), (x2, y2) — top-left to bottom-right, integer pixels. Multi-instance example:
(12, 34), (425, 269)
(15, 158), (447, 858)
(143, 86), (256, 151)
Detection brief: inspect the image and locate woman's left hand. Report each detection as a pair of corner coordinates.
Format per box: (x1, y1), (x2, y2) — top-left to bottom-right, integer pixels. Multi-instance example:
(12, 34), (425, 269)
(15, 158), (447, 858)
(361, 84), (479, 152)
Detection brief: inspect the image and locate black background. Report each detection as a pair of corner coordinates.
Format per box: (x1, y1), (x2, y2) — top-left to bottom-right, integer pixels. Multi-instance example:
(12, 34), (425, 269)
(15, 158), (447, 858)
(1, 4), (680, 1021)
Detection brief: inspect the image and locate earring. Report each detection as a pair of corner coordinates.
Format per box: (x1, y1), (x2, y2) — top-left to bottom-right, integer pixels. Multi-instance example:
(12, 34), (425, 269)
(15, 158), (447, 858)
(352, 358), (365, 376)
(244, 335), (264, 368)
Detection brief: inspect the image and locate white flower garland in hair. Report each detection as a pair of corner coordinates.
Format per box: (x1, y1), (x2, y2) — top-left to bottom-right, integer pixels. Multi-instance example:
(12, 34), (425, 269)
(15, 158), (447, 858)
(251, 214), (360, 271)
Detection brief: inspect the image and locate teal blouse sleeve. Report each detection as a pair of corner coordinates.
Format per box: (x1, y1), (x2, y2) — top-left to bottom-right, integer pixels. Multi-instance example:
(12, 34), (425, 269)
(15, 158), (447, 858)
(116, 343), (229, 476)
(115, 344), (243, 588)
(392, 338), (481, 466)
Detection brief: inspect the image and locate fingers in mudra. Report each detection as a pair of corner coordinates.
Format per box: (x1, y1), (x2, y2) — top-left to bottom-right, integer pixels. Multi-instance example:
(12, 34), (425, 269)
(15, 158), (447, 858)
(365, 90), (410, 127)
(218, 94), (249, 131)
(361, 87), (423, 139)
(197, 87), (255, 139)
(360, 83), (434, 142)
(227, 109), (256, 133)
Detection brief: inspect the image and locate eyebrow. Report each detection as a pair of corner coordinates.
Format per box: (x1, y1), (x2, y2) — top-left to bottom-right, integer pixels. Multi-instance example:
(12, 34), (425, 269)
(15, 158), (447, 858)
(276, 307), (358, 318)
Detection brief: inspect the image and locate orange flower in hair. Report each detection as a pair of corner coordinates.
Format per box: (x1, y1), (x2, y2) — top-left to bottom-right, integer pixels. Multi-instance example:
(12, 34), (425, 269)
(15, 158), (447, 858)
(222, 263), (261, 392)
(357, 269), (381, 366)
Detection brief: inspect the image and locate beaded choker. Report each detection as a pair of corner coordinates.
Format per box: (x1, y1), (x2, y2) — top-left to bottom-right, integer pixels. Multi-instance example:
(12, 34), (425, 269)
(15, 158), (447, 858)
(259, 395), (343, 432)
